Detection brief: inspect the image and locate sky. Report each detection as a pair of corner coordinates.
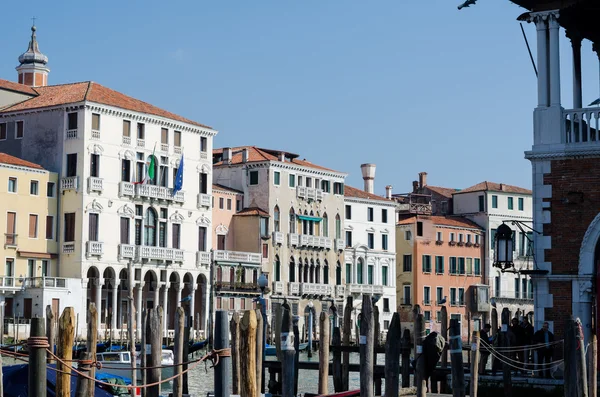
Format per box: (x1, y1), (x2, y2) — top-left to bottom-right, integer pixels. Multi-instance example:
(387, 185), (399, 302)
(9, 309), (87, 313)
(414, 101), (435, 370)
(1, 0), (599, 195)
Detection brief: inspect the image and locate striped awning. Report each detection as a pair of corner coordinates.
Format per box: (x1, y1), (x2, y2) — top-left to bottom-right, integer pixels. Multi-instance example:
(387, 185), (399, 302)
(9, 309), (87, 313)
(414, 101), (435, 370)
(298, 215), (322, 222)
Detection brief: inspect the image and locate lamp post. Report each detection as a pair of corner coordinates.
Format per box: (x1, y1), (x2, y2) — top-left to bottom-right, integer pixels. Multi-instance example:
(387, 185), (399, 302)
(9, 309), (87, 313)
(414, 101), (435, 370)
(307, 300), (314, 358)
(257, 273), (268, 393)
(493, 223), (514, 272)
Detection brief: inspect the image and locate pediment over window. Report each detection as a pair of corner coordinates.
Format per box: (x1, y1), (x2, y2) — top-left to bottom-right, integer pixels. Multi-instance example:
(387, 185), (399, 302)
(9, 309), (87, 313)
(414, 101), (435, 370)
(87, 144), (104, 155)
(216, 224), (229, 235)
(119, 149), (135, 160)
(170, 211), (185, 223)
(117, 204), (134, 218)
(86, 199), (103, 213)
(196, 215), (211, 226)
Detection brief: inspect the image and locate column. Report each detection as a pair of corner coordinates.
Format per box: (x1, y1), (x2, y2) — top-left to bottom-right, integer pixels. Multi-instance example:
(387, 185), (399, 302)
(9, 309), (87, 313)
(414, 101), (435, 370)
(548, 11), (561, 106)
(153, 282), (160, 309)
(567, 30), (583, 109)
(189, 287), (197, 326)
(176, 283), (183, 307)
(136, 282), (144, 337)
(95, 280), (103, 316)
(161, 284), (168, 333)
(111, 284), (118, 335)
(532, 13), (549, 107)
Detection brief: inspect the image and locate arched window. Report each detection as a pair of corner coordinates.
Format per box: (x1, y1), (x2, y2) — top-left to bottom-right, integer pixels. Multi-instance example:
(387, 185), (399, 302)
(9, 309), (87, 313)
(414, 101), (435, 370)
(357, 258), (364, 285)
(144, 208), (157, 246)
(310, 260), (315, 283)
(274, 206), (280, 232)
(335, 214), (341, 239)
(315, 260), (321, 284)
(346, 263), (352, 284)
(309, 211), (315, 236)
(303, 211), (309, 235)
(336, 262), (342, 285)
(304, 259), (309, 282)
(289, 257), (295, 282)
(229, 267), (235, 286)
(146, 155), (158, 185)
(323, 260), (329, 284)
(274, 255), (281, 282)
(314, 212), (320, 237)
(298, 261), (303, 283)
(322, 213), (329, 238)
(289, 208), (296, 234)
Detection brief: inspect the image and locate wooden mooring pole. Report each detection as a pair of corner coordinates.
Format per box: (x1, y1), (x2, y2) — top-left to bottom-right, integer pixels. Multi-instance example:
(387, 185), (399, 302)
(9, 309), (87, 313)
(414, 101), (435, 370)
(141, 309), (147, 397)
(230, 312), (241, 395)
(415, 312), (426, 397)
(384, 312), (401, 397)
(281, 302), (295, 397)
(29, 317), (47, 397)
(293, 315), (300, 396)
(401, 328), (411, 388)
(590, 331), (597, 397)
(146, 307), (163, 397)
(450, 318), (465, 397)
(576, 318), (589, 397)
(57, 307), (75, 397)
(501, 308), (512, 397)
(214, 310), (231, 397)
(173, 307), (185, 397)
(359, 294), (374, 397)
(240, 310), (257, 397)
(470, 330), (480, 397)
(255, 308), (264, 394)
(318, 311), (330, 395)
(45, 305), (55, 363)
(342, 296), (352, 391)
(332, 325), (343, 392)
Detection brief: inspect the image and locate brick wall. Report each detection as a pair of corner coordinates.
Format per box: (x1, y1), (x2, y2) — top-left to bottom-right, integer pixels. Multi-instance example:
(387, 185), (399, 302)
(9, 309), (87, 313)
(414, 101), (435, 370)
(545, 281), (571, 346)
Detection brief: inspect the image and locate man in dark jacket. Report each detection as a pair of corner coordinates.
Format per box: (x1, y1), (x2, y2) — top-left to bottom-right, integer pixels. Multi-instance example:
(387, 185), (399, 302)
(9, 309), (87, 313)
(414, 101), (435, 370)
(511, 318), (526, 373)
(533, 322), (555, 378)
(478, 324), (492, 375)
(522, 317), (534, 369)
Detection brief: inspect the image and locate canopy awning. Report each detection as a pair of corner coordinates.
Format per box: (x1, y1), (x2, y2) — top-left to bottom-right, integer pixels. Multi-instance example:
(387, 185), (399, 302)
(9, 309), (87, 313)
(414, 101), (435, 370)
(298, 215), (322, 222)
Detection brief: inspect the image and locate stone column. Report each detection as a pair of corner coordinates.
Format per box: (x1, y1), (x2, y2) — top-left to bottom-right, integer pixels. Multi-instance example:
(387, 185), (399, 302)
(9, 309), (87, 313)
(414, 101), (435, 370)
(153, 282), (160, 309)
(176, 283), (183, 307)
(567, 30), (583, 109)
(532, 13), (549, 107)
(548, 11), (561, 106)
(136, 282), (144, 337)
(189, 287), (197, 329)
(111, 284), (118, 336)
(95, 280), (104, 316)
(161, 283), (168, 333)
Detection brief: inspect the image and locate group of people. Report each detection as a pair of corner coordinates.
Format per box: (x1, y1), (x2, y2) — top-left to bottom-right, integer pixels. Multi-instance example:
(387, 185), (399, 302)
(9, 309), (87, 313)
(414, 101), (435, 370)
(479, 318), (556, 378)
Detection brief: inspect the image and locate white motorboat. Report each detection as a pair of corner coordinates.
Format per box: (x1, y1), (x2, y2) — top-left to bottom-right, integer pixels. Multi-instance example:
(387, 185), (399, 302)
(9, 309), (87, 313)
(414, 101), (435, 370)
(95, 350), (175, 381)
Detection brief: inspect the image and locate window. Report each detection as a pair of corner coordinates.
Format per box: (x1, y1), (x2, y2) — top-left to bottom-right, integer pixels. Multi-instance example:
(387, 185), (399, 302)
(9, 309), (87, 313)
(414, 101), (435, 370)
(160, 128), (169, 145)
(405, 230), (412, 240)
(495, 277), (501, 297)
(403, 255), (412, 272)
(475, 234), (480, 245)
(260, 217), (269, 238)
(383, 298), (390, 312)
(219, 197), (224, 209)
(174, 130), (181, 148)
(435, 256), (444, 274)
(262, 243), (268, 259)
(46, 216), (54, 239)
(467, 234), (472, 244)
(64, 213), (75, 242)
(436, 231), (442, 242)
(137, 123), (145, 139)
(459, 234), (464, 243)
(0, 123), (6, 140)
(345, 231), (353, 247)
(466, 258), (473, 274)
(90, 154), (100, 178)
(367, 233), (374, 249)
(27, 259), (35, 277)
(436, 311), (442, 322)
(120, 217), (130, 244)
(47, 182), (55, 197)
(89, 213), (99, 241)
(333, 182), (344, 195)
(382, 234), (388, 251)
(345, 205), (352, 220)
(518, 197), (524, 211)
(492, 195), (498, 208)
(368, 265), (374, 284)
(92, 113), (101, 132)
(123, 120), (131, 137)
(67, 112), (78, 130)
(306, 177), (312, 188)
(172, 223), (181, 249)
(5, 212), (16, 246)
(515, 279), (520, 298)
(216, 234), (225, 250)
(528, 280), (533, 299)
(236, 200), (242, 212)
(458, 288), (465, 305)
(403, 285), (411, 305)
(474, 258), (481, 275)
(198, 227), (207, 251)
(422, 255), (432, 273)
(382, 209), (388, 223)
(335, 214), (341, 239)
(289, 174), (295, 188)
(478, 195), (484, 211)
(226, 198), (232, 211)
(297, 176), (303, 186)
(522, 278), (528, 300)
(143, 208), (157, 246)
(5, 259), (13, 278)
(449, 257), (457, 274)
(357, 259), (364, 284)
(274, 206), (280, 232)
(450, 288), (457, 305)
(274, 171), (280, 186)
(450, 232), (455, 242)
(436, 287), (443, 305)
(289, 208), (296, 234)
(321, 180), (330, 193)
(382, 266), (388, 286)
(29, 214), (38, 238)
(424, 286), (431, 305)
(458, 257), (465, 274)
(41, 260), (49, 277)
(526, 232), (534, 256)
(15, 121), (24, 139)
(8, 177), (17, 193)
(66, 154), (77, 177)
(346, 263), (352, 283)
(506, 196), (514, 210)
(322, 213), (328, 237)
(29, 180), (38, 195)
(367, 207), (374, 222)
(249, 171), (259, 185)
(417, 221), (423, 236)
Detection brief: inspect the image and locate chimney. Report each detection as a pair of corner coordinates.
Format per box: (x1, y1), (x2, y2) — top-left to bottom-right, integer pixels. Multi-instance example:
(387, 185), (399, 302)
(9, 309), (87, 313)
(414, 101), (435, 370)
(242, 148), (249, 163)
(223, 147), (232, 164)
(278, 152), (285, 162)
(500, 183), (504, 191)
(412, 181), (419, 193)
(360, 163), (376, 194)
(385, 185), (393, 199)
(418, 172), (428, 188)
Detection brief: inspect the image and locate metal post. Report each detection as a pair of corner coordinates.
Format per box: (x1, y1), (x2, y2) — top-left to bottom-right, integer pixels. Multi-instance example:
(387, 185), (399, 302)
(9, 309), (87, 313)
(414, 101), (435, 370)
(29, 317), (47, 397)
(214, 310), (231, 397)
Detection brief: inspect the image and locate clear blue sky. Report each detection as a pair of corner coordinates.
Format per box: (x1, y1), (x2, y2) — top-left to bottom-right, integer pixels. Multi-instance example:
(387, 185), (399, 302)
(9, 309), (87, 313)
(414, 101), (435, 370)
(2, 0), (599, 194)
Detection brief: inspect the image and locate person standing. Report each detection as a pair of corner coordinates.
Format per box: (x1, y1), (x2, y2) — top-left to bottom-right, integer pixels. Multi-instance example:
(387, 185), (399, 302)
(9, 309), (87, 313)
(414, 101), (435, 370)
(479, 324), (492, 375)
(510, 318), (526, 374)
(533, 322), (555, 378)
(522, 317), (534, 369)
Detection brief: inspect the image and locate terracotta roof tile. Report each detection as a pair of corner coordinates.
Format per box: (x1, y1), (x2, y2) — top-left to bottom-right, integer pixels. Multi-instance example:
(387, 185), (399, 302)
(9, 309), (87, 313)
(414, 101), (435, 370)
(0, 81), (211, 128)
(344, 185), (392, 202)
(212, 184), (243, 194)
(455, 181), (532, 195)
(234, 207), (270, 217)
(0, 78), (38, 96)
(395, 214), (482, 230)
(0, 152), (44, 169)
(425, 185), (459, 199)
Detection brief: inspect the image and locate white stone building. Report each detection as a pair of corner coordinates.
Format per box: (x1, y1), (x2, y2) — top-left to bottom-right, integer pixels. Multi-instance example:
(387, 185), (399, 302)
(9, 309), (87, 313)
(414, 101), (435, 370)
(343, 164), (396, 340)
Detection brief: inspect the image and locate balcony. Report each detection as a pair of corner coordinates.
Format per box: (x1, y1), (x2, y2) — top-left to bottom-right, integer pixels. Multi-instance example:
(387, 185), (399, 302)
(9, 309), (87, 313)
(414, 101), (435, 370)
(119, 181), (135, 197)
(200, 152), (209, 160)
(161, 143), (169, 152)
(91, 129), (100, 140)
(23, 277), (67, 289)
(61, 176), (78, 192)
(122, 136), (131, 146)
(137, 246), (184, 262)
(88, 176), (103, 193)
(347, 284), (385, 296)
(62, 242), (75, 254)
(118, 182), (184, 203)
(335, 239), (345, 251)
(213, 250), (261, 264)
(273, 281), (284, 294)
(119, 244), (136, 260)
(137, 138), (145, 148)
(0, 277), (19, 289)
(4, 234), (17, 248)
(174, 146), (182, 155)
(86, 241), (104, 257)
(395, 193), (432, 215)
(196, 251), (211, 267)
(299, 235), (333, 250)
(197, 193), (211, 209)
(564, 108), (600, 145)
(335, 285), (346, 298)
(66, 129), (78, 140)
(272, 232), (284, 245)
(288, 233), (299, 247)
(296, 186), (323, 201)
(288, 282), (300, 296)
(300, 283), (333, 297)
(214, 281), (259, 293)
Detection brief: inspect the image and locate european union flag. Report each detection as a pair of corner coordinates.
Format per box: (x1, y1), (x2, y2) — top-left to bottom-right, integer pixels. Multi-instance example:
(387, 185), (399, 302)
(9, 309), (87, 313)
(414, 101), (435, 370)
(173, 155), (184, 195)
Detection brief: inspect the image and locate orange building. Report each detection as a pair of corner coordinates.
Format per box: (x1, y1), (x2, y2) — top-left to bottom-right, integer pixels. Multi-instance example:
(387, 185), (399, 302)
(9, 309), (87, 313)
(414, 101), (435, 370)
(396, 214), (489, 339)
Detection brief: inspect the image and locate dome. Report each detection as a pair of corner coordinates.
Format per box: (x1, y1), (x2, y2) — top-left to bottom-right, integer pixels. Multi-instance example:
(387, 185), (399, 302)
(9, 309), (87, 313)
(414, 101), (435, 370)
(18, 25), (48, 65)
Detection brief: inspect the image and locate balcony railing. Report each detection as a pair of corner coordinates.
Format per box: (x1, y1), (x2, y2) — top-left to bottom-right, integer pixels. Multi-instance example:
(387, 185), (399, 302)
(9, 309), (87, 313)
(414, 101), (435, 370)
(88, 176), (103, 193)
(118, 182), (184, 203)
(335, 285), (346, 297)
(213, 250), (261, 264)
(86, 241), (104, 257)
(119, 244), (136, 260)
(299, 235), (332, 249)
(137, 246), (184, 262)
(196, 251), (211, 267)
(347, 284), (384, 295)
(5, 234), (17, 247)
(289, 233), (299, 247)
(62, 242), (75, 254)
(564, 107), (600, 144)
(288, 282), (300, 296)
(200, 152), (208, 160)
(119, 181), (135, 197)
(197, 193), (211, 209)
(273, 281), (284, 294)
(66, 129), (78, 140)
(91, 129), (100, 140)
(335, 239), (345, 251)
(272, 232), (284, 245)
(137, 138), (145, 148)
(296, 186), (324, 201)
(161, 143), (169, 152)
(122, 136), (131, 145)
(300, 283), (333, 297)
(23, 277), (67, 288)
(61, 176), (78, 192)
(215, 281), (259, 292)
(174, 146), (182, 155)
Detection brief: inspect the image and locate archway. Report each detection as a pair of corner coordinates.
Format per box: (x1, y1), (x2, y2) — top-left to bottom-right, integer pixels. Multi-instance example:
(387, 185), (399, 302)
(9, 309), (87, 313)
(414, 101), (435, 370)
(167, 272), (181, 329)
(143, 270), (158, 310)
(117, 269), (128, 331)
(182, 272), (194, 325)
(102, 267), (117, 329)
(195, 274), (208, 336)
(86, 267), (100, 327)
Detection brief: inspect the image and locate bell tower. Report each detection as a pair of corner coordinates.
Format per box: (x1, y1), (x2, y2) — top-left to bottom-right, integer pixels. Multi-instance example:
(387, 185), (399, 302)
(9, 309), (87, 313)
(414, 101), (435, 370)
(16, 24), (50, 87)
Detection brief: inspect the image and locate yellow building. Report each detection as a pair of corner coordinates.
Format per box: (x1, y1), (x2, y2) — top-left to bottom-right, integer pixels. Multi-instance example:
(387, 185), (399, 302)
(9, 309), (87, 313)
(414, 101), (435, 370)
(0, 152), (58, 319)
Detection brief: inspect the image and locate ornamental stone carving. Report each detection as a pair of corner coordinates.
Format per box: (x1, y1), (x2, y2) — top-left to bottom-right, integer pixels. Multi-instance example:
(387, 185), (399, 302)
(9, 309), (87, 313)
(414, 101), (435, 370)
(88, 143), (104, 155)
(196, 215), (211, 226)
(119, 149), (135, 160)
(86, 199), (103, 213)
(117, 204), (135, 218)
(170, 211), (185, 223)
(216, 224), (229, 235)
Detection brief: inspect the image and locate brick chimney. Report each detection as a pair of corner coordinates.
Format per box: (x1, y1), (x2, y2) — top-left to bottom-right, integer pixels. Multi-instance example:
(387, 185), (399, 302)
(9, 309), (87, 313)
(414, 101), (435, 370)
(385, 185), (393, 199)
(419, 172), (428, 188)
(361, 163), (376, 194)
(412, 181), (419, 193)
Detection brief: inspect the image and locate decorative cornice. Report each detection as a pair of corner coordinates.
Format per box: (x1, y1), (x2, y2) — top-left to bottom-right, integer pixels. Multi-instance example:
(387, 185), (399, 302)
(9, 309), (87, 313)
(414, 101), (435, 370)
(196, 215), (211, 226)
(344, 197), (396, 207)
(218, 160), (347, 179)
(196, 163), (210, 173)
(525, 146), (600, 160)
(216, 224), (229, 235)
(118, 149), (136, 160)
(0, 163), (49, 175)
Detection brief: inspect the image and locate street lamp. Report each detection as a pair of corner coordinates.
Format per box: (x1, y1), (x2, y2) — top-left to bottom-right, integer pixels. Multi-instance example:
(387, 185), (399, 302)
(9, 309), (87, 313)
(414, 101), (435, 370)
(256, 273), (268, 393)
(493, 223), (514, 272)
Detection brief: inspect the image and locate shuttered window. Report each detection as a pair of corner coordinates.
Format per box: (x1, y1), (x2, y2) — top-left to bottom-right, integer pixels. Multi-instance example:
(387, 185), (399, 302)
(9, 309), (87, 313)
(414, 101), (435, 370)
(29, 215), (38, 238)
(120, 217), (130, 244)
(92, 113), (100, 130)
(64, 213), (76, 242)
(161, 128), (168, 144)
(89, 213), (99, 241)
(172, 224), (181, 249)
(123, 120), (131, 137)
(46, 216), (54, 239)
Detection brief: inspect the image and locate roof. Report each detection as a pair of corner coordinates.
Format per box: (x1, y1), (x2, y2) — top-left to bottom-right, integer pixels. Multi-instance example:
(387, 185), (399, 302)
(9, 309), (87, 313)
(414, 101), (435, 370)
(425, 185), (459, 199)
(212, 184), (243, 194)
(0, 78), (37, 96)
(396, 214), (482, 230)
(0, 152), (44, 170)
(0, 81), (211, 128)
(344, 185), (392, 203)
(213, 146), (341, 173)
(233, 207), (270, 217)
(454, 181), (532, 195)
